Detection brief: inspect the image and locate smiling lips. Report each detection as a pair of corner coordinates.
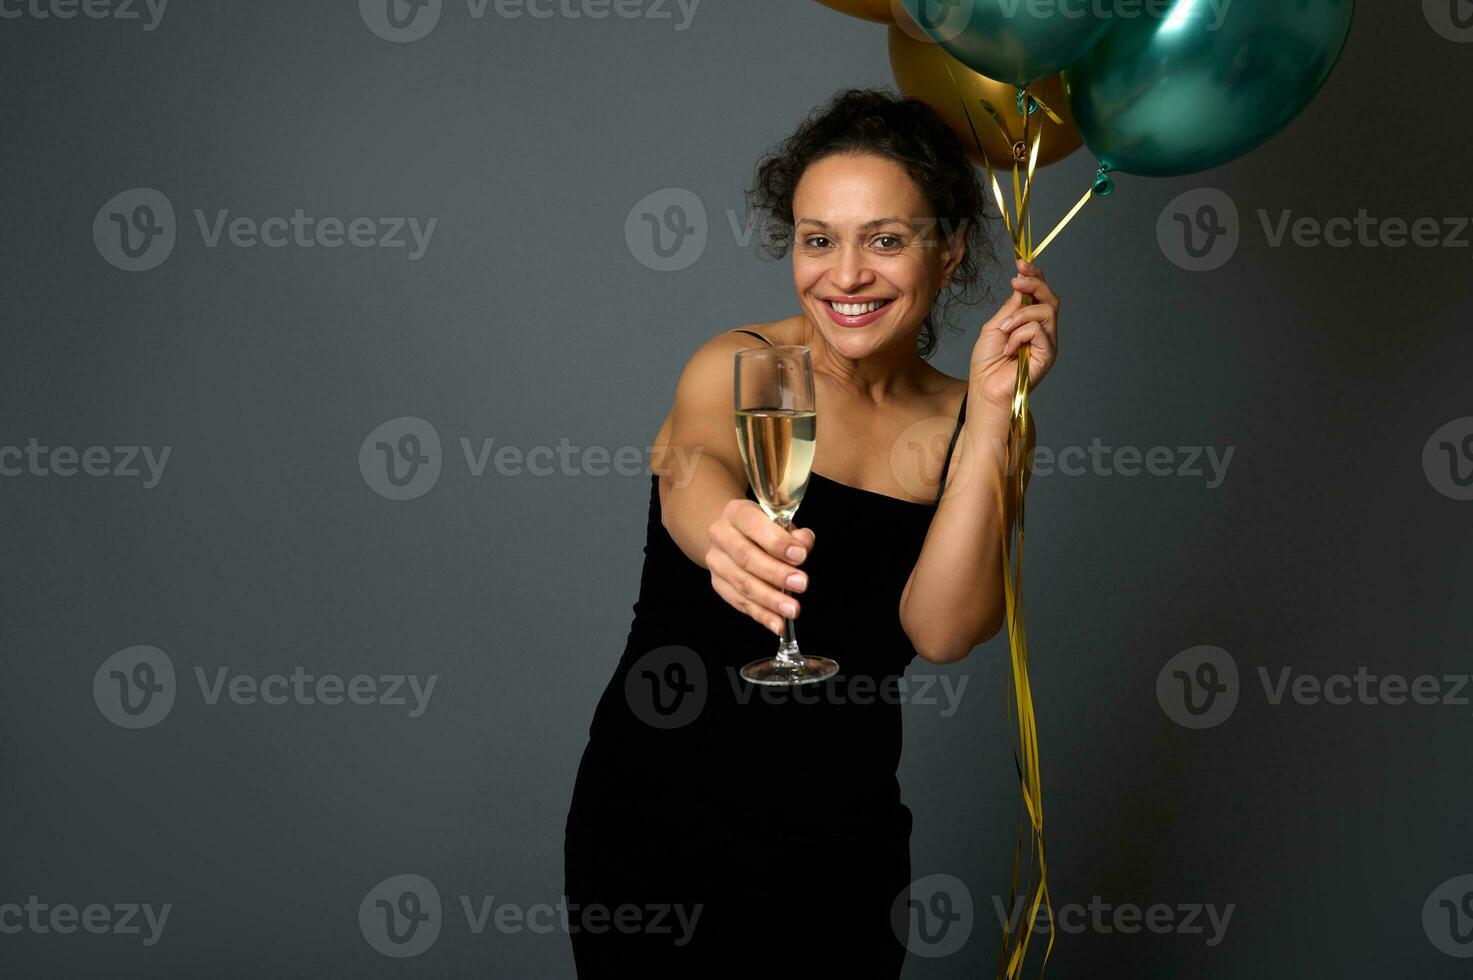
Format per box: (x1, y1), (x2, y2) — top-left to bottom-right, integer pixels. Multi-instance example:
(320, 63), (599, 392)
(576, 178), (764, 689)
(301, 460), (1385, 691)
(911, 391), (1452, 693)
(820, 295), (895, 328)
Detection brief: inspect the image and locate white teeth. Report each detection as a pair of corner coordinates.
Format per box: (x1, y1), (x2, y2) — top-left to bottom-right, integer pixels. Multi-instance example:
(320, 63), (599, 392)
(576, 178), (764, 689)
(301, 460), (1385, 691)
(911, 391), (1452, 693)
(830, 300), (886, 316)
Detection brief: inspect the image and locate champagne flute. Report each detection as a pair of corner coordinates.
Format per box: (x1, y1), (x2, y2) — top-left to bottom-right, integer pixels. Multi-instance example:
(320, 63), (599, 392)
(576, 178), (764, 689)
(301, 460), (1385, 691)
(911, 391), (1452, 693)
(733, 345), (839, 686)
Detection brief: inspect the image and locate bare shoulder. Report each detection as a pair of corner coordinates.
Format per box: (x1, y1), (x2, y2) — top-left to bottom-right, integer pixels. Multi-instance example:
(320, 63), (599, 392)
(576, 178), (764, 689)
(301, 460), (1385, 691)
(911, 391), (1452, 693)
(924, 366), (970, 418)
(717, 316), (807, 349)
(650, 321), (791, 472)
(678, 321), (788, 388)
(665, 318), (802, 413)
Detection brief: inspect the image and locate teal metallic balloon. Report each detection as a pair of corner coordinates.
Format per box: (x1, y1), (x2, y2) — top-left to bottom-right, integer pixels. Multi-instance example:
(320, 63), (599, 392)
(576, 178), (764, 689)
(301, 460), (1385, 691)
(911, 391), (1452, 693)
(1064, 0), (1354, 177)
(896, 0), (1114, 88)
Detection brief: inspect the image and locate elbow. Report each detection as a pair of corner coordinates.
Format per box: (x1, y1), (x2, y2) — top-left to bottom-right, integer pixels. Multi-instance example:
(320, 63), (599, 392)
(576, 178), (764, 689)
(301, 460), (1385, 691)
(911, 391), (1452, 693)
(913, 642), (971, 666)
(909, 611), (1003, 666)
(900, 585), (1006, 665)
(911, 628), (982, 666)
(976, 604), (1005, 647)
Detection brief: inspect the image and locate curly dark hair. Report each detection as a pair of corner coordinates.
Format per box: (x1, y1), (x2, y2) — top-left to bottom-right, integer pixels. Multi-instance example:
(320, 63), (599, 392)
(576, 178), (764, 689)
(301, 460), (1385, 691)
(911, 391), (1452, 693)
(745, 87), (997, 359)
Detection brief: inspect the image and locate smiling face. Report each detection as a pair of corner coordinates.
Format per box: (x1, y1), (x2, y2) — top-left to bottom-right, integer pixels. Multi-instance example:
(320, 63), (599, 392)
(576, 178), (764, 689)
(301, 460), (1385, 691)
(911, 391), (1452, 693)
(791, 152), (965, 361)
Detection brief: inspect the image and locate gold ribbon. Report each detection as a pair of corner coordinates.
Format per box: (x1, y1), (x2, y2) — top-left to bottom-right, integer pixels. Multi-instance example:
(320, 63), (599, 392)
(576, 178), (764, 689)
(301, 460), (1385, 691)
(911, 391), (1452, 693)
(938, 58), (1109, 980)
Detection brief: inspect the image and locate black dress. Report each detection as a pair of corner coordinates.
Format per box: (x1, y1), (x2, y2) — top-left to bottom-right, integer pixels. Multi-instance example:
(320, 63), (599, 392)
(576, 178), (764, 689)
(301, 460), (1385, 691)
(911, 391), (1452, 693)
(563, 331), (967, 976)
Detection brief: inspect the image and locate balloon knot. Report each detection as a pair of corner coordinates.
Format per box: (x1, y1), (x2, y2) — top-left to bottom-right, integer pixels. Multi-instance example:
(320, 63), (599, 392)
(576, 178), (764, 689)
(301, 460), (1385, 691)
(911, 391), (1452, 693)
(1092, 167), (1115, 197)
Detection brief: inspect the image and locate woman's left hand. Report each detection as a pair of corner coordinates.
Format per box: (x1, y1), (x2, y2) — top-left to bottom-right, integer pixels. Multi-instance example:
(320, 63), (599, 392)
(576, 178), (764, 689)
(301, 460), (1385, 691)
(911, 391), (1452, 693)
(969, 258), (1060, 414)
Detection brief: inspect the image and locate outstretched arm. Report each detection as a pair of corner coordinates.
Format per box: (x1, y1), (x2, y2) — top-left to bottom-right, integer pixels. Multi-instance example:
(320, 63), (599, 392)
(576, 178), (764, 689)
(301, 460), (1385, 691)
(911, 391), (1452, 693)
(652, 331), (818, 637)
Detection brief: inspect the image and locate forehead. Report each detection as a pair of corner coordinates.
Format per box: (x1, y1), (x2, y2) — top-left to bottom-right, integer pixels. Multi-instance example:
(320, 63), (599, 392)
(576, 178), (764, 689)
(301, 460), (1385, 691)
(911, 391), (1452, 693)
(792, 153), (928, 223)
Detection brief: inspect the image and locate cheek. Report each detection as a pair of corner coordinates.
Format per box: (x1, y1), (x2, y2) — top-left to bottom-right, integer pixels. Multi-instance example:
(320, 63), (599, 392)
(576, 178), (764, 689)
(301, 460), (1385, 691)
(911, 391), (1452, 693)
(792, 256), (824, 290)
(899, 253), (941, 288)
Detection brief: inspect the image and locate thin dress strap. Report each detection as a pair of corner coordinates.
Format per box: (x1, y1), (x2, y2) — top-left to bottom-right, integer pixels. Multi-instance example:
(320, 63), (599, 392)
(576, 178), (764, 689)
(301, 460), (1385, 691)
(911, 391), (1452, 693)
(731, 329), (773, 345)
(933, 391), (968, 507)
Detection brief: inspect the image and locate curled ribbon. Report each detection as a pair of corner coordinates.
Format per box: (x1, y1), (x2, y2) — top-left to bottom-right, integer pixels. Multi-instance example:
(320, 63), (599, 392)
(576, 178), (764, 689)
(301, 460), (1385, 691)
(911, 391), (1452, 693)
(938, 59), (1113, 980)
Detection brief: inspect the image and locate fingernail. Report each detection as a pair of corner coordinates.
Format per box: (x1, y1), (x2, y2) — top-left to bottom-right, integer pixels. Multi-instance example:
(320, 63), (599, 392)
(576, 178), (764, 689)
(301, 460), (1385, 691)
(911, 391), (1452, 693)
(786, 573), (806, 591)
(786, 546), (806, 562)
(999, 317), (1013, 331)
(780, 601), (797, 617)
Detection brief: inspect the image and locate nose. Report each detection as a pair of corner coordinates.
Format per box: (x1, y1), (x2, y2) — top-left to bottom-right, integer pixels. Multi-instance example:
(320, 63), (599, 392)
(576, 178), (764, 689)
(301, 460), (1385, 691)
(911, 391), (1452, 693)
(831, 242), (875, 293)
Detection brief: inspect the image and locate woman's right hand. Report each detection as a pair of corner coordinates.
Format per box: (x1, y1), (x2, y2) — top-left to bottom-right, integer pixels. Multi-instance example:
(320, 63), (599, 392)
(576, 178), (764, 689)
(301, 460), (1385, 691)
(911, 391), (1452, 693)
(705, 499), (815, 635)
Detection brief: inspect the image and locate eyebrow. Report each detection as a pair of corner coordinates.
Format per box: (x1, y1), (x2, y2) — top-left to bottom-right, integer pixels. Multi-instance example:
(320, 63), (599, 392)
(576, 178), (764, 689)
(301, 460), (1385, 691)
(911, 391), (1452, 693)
(795, 217), (919, 232)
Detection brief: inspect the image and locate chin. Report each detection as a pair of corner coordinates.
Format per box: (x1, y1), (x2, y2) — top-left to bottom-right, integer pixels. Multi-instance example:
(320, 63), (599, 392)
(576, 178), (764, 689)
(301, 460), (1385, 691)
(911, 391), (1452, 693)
(824, 327), (902, 358)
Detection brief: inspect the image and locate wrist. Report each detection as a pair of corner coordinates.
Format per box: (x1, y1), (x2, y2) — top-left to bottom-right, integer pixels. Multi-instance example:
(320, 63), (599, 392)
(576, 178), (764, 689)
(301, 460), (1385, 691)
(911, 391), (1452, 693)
(966, 389), (1016, 433)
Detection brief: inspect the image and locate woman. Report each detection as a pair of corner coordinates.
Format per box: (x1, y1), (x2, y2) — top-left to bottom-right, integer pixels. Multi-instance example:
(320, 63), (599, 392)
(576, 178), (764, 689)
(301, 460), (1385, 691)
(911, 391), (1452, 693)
(563, 88), (1060, 974)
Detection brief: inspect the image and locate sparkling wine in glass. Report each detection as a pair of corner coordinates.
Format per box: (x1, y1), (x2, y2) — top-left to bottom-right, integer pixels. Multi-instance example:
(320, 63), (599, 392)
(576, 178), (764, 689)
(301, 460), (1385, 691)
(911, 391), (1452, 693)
(733, 345), (839, 686)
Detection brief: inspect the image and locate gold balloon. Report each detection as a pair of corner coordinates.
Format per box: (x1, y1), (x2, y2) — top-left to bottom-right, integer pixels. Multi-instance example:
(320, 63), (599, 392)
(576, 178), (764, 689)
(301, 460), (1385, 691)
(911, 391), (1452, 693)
(811, 0), (896, 23)
(887, 25), (1082, 171)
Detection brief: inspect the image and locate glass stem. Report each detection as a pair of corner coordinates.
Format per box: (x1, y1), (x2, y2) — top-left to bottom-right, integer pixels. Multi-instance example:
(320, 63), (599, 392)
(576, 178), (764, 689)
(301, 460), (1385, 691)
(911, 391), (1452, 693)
(774, 515), (802, 666)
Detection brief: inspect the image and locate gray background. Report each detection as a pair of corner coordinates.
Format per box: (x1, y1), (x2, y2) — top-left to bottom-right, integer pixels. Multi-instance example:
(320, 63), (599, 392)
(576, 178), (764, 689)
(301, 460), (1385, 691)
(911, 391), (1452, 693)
(2, 1), (1470, 976)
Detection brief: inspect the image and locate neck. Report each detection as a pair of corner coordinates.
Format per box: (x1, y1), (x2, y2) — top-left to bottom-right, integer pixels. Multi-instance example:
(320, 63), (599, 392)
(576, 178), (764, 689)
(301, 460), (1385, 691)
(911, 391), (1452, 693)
(799, 314), (929, 405)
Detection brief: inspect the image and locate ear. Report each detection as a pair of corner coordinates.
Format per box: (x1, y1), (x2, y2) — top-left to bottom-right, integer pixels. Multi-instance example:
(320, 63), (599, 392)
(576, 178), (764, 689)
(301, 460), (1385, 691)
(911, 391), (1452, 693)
(939, 217), (969, 286)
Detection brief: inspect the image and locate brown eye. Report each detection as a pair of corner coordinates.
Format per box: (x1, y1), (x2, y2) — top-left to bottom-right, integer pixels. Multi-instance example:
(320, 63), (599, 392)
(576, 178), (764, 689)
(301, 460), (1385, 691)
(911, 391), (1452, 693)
(873, 235), (904, 251)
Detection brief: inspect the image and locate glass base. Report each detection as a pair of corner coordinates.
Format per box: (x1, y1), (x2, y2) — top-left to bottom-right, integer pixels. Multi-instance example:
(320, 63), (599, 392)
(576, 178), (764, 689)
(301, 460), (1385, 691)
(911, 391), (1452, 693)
(739, 654), (839, 686)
